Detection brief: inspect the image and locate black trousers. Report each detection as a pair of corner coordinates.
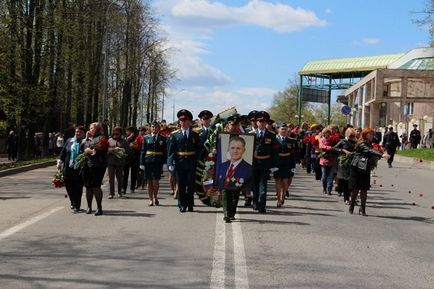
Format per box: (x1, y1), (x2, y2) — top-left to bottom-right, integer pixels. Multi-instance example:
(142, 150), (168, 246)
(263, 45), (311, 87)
(313, 157), (322, 180)
(386, 148), (396, 165)
(64, 170), (84, 209)
(222, 189), (240, 218)
(176, 168), (195, 209)
(123, 164), (138, 191)
(339, 179), (350, 202)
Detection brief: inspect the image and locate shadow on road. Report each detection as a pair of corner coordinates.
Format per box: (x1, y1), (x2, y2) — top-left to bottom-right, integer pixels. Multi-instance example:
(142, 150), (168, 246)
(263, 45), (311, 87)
(103, 210), (155, 218)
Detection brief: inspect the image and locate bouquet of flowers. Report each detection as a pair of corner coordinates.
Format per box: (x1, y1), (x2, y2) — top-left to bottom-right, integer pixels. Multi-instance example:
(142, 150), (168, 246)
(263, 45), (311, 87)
(329, 133), (341, 146)
(338, 154), (351, 167)
(74, 153), (88, 170)
(370, 143), (384, 170)
(52, 171), (64, 188)
(302, 135), (311, 144)
(110, 147), (126, 159)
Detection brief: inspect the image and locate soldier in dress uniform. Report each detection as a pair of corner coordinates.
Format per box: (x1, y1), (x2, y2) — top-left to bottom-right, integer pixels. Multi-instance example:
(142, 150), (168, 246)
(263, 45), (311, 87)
(409, 124), (421, 149)
(266, 119), (276, 133)
(198, 110), (213, 144)
(250, 111), (279, 213)
(245, 110), (258, 133)
(167, 109), (202, 213)
(382, 125), (400, 168)
(274, 122), (298, 207)
(140, 121), (167, 206)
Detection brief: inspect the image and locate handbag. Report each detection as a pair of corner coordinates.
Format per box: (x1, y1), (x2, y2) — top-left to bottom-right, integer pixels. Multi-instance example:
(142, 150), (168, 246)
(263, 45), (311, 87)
(350, 154), (369, 172)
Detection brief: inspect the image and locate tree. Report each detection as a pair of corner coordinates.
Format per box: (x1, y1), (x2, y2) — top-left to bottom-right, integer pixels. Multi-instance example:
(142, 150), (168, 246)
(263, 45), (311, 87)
(413, 0), (434, 47)
(0, 0), (173, 159)
(268, 79), (315, 125)
(270, 78), (348, 126)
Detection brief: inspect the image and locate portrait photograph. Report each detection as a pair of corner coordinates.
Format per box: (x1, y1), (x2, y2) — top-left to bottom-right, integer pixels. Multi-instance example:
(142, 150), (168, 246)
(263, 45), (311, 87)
(214, 132), (254, 190)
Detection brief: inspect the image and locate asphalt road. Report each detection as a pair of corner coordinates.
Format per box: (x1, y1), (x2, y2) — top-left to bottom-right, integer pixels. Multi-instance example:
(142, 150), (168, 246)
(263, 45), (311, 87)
(0, 160), (433, 289)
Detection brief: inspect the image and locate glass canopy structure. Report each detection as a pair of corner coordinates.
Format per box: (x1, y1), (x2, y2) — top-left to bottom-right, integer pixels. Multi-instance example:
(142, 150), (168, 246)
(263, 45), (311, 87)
(297, 53), (405, 125)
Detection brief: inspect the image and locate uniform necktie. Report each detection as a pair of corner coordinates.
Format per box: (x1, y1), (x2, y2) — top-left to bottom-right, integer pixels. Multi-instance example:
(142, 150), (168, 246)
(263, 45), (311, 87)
(224, 163), (234, 187)
(152, 134), (156, 143)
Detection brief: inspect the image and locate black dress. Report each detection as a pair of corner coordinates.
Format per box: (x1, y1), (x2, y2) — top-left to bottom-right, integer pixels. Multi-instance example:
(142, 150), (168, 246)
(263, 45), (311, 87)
(349, 141), (383, 191)
(82, 135), (108, 188)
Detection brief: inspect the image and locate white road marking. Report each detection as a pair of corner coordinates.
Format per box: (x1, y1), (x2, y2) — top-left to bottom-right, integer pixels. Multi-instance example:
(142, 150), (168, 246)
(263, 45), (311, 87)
(233, 214), (249, 289)
(0, 206), (63, 241)
(210, 210), (226, 289)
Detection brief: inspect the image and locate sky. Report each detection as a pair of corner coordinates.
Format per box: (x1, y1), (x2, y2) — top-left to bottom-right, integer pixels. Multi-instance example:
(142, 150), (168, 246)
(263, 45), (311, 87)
(152, 0), (431, 122)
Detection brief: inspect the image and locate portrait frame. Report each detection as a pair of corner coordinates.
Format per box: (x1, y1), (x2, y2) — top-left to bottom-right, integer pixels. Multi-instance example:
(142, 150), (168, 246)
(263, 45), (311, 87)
(214, 132), (255, 190)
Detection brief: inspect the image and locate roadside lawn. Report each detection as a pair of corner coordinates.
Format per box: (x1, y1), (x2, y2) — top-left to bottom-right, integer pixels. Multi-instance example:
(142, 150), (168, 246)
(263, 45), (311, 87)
(397, 148), (434, 161)
(0, 156), (56, 171)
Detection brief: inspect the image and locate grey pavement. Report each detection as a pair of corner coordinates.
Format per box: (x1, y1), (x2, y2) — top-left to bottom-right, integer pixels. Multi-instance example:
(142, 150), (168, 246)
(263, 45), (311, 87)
(0, 160), (433, 289)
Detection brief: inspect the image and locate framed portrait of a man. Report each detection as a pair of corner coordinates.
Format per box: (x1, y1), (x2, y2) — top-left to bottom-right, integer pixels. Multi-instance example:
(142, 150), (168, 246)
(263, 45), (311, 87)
(214, 132), (254, 190)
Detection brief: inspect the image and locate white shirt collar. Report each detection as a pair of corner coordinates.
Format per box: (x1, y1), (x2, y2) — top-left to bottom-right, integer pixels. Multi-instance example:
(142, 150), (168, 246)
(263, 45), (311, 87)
(230, 159), (242, 169)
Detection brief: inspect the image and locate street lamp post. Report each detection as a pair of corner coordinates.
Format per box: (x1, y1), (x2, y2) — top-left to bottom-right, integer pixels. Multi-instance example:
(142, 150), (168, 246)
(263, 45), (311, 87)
(171, 89), (185, 123)
(102, 0), (118, 121)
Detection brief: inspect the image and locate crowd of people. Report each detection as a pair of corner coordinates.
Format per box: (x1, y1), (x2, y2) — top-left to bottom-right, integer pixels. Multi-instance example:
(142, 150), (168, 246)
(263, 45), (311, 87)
(55, 108), (432, 221)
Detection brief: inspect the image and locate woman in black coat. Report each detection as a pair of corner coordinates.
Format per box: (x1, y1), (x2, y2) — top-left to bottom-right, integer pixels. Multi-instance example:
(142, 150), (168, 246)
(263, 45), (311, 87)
(81, 122), (109, 216)
(58, 126), (85, 212)
(349, 128), (389, 216)
(333, 127), (357, 205)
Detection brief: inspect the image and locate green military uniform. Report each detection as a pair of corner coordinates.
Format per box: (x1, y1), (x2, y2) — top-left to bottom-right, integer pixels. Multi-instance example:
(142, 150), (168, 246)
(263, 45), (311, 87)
(198, 110), (213, 145)
(140, 133), (167, 180)
(167, 109), (202, 212)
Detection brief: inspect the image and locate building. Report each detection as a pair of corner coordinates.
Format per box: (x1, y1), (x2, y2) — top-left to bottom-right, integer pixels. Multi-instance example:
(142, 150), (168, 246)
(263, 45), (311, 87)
(344, 47), (434, 136)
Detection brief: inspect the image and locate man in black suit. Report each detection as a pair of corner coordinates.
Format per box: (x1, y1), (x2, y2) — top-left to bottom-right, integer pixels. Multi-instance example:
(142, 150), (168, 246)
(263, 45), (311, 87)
(216, 135), (253, 222)
(409, 124), (421, 149)
(382, 125), (400, 168)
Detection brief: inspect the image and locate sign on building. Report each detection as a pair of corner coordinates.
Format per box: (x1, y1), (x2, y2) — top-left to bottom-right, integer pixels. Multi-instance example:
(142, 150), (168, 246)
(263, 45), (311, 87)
(302, 87), (328, 103)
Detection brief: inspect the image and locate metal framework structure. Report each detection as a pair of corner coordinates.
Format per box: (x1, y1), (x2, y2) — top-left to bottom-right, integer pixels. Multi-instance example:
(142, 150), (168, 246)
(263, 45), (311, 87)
(297, 53), (404, 125)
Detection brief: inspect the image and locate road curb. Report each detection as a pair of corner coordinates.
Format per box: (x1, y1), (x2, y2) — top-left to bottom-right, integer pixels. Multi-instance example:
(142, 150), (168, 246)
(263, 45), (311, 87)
(394, 155), (434, 170)
(0, 160), (56, 177)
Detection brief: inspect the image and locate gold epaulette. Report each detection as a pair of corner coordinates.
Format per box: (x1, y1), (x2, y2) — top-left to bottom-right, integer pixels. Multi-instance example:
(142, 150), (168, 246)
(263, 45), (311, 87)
(171, 129), (180, 135)
(192, 127), (201, 133)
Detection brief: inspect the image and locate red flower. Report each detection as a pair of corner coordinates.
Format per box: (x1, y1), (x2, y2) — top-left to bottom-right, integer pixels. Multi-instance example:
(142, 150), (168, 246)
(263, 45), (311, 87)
(372, 143), (384, 153)
(52, 171), (64, 188)
(329, 133), (341, 145)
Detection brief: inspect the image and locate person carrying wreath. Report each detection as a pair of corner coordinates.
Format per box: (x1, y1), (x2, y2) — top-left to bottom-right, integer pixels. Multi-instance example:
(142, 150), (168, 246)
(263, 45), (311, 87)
(349, 128), (389, 216)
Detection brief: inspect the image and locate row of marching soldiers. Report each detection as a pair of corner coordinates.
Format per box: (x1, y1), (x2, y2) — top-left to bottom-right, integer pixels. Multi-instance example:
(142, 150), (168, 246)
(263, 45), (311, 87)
(57, 108), (389, 220)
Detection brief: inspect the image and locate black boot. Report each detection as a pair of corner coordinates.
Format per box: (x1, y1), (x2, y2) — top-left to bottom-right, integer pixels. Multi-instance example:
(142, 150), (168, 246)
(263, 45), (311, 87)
(359, 206), (367, 216)
(349, 203), (355, 214)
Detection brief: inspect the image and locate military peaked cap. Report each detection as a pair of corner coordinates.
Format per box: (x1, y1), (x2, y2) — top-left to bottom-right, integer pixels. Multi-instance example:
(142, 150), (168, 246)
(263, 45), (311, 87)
(248, 110), (258, 120)
(177, 109), (193, 121)
(228, 114), (241, 125)
(198, 110), (213, 119)
(276, 122), (287, 129)
(255, 111), (270, 121)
